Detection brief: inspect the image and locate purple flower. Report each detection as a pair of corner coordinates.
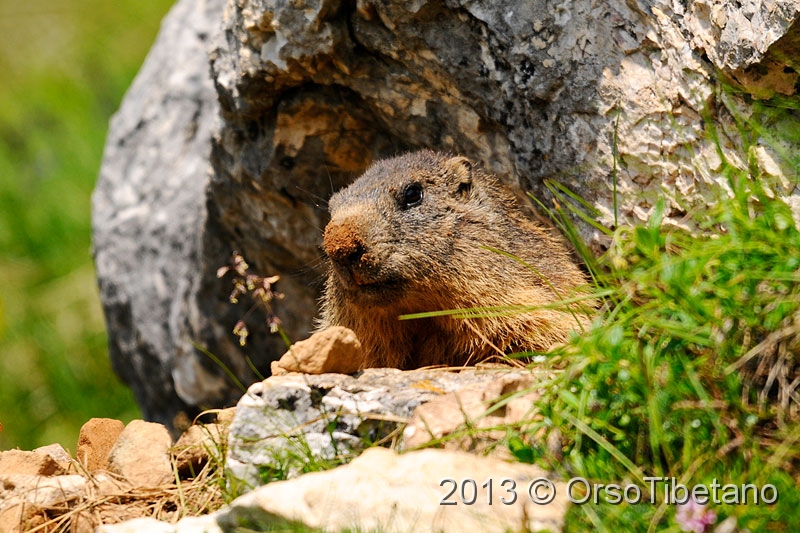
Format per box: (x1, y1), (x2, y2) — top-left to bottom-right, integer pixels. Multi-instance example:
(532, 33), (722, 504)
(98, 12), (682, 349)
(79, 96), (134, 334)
(676, 499), (717, 533)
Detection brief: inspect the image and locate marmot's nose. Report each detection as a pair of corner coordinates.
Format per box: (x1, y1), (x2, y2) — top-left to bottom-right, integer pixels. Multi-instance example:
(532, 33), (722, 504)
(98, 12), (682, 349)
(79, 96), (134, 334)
(323, 218), (366, 267)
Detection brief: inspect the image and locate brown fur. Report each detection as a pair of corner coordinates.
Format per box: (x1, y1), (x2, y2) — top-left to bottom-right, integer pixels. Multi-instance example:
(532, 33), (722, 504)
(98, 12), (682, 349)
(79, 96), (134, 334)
(318, 150), (591, 369)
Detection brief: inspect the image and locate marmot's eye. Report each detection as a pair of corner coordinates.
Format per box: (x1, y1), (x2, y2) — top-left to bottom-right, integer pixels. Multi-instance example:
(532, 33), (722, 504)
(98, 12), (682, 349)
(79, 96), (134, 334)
(401, 183), (423, 208)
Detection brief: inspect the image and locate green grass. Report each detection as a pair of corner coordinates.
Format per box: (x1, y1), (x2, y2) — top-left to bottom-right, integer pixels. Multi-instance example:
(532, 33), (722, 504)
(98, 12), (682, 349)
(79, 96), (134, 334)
(510, 91), (800, 531)
(0, 0), (174, 451)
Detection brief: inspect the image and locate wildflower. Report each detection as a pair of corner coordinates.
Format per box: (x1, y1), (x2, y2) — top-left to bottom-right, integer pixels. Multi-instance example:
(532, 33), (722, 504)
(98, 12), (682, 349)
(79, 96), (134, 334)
(676, 499), (717, 533)
(268, 314), (282, 334)
(233, 253), (249, 276)
(233, 320), (249, 347)
(220, 252), (284, 346)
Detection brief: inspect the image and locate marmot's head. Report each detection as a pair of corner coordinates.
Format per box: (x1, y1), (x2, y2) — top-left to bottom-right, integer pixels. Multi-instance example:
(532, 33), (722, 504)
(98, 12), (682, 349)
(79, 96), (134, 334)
(323, 150), (501, 305)
(319, 150), (592, 368)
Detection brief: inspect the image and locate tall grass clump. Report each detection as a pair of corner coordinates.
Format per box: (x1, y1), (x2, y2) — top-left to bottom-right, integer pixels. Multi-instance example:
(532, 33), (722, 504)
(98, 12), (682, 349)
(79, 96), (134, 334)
(522, 96), (800, 531)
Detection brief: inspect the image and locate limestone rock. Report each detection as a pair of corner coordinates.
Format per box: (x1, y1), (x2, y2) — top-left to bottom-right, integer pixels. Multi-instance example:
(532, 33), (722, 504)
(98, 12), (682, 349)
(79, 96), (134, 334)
(270, 326), (364, 376)
(95, 0), (800, 428)
(0, 474), (87, 507)
(683, 0), (799, 73)
(225, 367), (538, 489)
(0, 448), (69, 477)
(33, 443), (73, 465)
(76, 417), (125, 472)
(402, 372), (545, 454)
(107, 420), (174, 487)
(101, 448), (567, 533)
(91, 0), (228, 430)
(227, 448), (568, 532)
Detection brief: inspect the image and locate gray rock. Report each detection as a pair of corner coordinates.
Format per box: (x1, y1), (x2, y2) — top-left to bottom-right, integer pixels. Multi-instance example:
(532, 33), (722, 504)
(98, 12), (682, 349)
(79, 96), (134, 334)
(92, 0), (226, 427)
(683, 0), (799, 72)
(225, 367), (537, 490)
(95, 0), (800, 427)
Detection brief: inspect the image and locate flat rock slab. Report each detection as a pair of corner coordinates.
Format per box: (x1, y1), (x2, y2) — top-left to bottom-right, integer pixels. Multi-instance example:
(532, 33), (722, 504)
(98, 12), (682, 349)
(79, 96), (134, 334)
(226, 367), (543, 488)
(99, 447), (567, 533)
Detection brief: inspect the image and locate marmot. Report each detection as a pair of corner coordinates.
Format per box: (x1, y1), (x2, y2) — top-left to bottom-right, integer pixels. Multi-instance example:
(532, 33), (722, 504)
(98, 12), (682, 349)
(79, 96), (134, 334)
(318, 150), (591, 369)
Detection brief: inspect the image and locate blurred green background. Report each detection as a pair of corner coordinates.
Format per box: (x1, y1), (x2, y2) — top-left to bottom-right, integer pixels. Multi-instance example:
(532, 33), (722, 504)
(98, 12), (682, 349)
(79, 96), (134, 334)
(0, 0), (175, 451)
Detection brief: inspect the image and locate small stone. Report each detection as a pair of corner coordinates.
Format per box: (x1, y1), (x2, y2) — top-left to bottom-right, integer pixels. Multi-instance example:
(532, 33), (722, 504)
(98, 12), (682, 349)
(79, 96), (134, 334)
(76, 418), (126, 472)
(107, 420), (174, 487)
(88, 473), (131, 498)
(33, 443), (72, 464)
(270, 326), (364, 375)
(0, 499), (42, 533)
(70, 510), (97, 533)
(172, 424), (225, 477)
(0, 474), (87, 507)
(0, 449), (68, 476)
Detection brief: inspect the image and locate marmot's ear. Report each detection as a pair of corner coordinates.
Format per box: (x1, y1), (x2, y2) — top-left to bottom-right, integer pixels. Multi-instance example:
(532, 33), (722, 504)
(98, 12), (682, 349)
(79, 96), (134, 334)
(444, 156), (473, 199)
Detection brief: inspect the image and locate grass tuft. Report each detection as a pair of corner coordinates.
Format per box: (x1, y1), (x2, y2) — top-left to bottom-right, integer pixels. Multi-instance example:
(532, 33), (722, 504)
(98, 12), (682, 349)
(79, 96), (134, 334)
(518, 91), (800, 530)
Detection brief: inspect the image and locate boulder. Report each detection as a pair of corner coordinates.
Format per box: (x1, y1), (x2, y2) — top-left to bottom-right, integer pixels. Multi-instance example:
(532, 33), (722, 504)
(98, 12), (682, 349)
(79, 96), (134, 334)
(94, 0), (800, 426)
(92, 0), (229, 429)
(100, 447), (568, 533)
